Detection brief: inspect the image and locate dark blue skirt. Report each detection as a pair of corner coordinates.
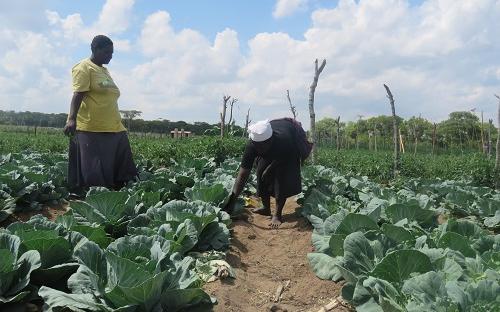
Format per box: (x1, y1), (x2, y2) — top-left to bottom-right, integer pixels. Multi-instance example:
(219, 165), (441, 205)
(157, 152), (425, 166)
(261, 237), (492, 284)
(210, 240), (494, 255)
(68, 131), (137, 190)
(255, 156), (302, 199)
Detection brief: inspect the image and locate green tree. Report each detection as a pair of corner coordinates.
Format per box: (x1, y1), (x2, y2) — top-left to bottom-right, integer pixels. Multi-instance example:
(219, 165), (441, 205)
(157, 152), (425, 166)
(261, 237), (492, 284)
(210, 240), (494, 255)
(438, 111), (480, 148)
(405, 116), (433, 152)
(119, 110), (142, 131)
(316, 118), (337, 144)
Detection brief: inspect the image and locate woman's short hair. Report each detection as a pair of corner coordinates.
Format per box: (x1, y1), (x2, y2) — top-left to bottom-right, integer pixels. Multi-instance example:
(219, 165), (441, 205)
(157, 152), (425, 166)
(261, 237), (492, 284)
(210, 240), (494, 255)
(91, 35), (113, 52)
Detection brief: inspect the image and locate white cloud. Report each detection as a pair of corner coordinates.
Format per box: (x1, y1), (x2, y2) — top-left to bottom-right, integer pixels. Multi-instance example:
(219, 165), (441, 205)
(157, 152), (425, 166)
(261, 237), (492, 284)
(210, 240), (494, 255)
(110, 11), (244, 120)
(45, 0), (135, 50)
(244, 0), (500, 123)
(46, 11), (84, 41)
(95, 0), (135, 34)
(0, 31), (68, 77)
(113, 0), (500, 123)
(273, 0), (308, 18)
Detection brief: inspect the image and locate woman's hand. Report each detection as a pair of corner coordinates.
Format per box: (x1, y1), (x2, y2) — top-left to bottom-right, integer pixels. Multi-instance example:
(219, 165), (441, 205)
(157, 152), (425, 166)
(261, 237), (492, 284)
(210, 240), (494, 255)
(64, 119), (77, 136)
(65, 92), (85, 136)
(223, 192), (237, 214)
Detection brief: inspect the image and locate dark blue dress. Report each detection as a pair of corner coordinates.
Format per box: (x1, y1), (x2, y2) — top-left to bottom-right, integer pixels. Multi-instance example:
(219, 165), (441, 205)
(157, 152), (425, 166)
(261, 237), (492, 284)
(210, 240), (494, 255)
(240, 119), (302, 199)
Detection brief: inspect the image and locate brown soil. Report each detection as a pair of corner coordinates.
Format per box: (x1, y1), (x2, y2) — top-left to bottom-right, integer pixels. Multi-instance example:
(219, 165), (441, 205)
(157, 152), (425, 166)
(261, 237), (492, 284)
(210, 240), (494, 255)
(0, 202), (68, 227)
(204, 197), (349, 312)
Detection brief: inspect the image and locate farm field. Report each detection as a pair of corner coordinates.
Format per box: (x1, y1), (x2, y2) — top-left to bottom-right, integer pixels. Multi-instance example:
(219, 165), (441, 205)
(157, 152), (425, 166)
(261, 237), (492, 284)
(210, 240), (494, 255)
(0, 133), (499, 311)
(1, 131), (497, 188)
(2, 0), (500, 311)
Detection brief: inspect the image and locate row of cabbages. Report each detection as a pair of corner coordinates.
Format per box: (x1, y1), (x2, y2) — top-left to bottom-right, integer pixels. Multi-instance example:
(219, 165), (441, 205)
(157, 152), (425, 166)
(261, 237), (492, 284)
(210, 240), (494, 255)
(1, 157), (247, 311)
(300, 165), (500, 312)
(0, 153), (69, 223)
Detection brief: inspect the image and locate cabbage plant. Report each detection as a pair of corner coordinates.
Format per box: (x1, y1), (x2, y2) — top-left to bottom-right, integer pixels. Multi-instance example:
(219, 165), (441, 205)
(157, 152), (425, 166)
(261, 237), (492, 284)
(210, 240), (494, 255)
(0, 233), (41, 304)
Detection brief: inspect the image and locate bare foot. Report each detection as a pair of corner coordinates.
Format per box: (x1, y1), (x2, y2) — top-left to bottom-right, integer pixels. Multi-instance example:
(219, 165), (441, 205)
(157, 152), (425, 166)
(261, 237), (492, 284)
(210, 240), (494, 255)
(269, 215), (282, 228)
(252, 207), (271, 216)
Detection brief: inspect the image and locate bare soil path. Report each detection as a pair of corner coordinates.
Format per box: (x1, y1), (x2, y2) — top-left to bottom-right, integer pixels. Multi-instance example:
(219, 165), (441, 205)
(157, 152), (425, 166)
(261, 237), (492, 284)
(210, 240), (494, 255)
(0, 202), (68, 227)
(204, 198), (348, 312)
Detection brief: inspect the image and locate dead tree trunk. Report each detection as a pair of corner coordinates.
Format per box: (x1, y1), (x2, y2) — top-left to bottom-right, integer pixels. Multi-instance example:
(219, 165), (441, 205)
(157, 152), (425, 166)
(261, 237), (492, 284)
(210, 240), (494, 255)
(495, 94), (500, 189)
(481, 111), (485, 153)
(414, 136), (418, 155)
(336, 116), (341, 151)
(374, 125), (378, 152)
(227, 98), (237, 135)
(488, 119), (493, 158)
(242, 107), (251, 138)
(432, 123), (437, 155)
(414, 127), (418, 155)
(220, 95), (230, 138)
(368, 131), (373, 151)
(356, 115), (363, 150)
(308, 59), (326, 163)
(384, 84), (400, 178)
(286, 90), (297, 119)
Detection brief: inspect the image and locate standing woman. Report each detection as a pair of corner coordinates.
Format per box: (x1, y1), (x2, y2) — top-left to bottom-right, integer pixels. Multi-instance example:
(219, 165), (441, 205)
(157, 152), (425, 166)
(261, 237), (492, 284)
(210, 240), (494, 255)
(64, 35), (137, 190)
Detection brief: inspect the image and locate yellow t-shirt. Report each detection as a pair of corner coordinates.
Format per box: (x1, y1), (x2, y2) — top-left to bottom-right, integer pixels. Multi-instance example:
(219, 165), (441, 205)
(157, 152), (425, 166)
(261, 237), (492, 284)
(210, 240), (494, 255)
(71, 58), (126, 132)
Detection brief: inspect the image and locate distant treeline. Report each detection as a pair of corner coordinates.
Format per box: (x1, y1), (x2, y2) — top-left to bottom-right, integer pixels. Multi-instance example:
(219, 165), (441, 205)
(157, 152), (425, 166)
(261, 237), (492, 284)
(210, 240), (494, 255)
(315, 111), (499, 153)
(0, 110), (498, 152)
(0, 110), (245, 136)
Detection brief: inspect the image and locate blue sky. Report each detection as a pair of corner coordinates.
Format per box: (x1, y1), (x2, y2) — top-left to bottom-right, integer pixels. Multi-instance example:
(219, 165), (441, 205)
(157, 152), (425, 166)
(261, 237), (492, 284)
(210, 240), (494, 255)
(40, 1), (330, 42)
(0, 0), (499, 127)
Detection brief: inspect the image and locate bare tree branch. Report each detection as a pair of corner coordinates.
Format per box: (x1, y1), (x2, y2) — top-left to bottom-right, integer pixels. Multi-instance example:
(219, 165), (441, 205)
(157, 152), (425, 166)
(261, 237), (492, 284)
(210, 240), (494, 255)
(488, 119), (493, 158)
(220, 95), (230, 138)
(384, 84), (400, 178)
(495, 94), (500, 188)
(286, 90), (297, 119)
(308, 58), (327, 163)
(336, 116), (341, 151)
(227, 98), (238, 134)
(243, 107), (251, 137)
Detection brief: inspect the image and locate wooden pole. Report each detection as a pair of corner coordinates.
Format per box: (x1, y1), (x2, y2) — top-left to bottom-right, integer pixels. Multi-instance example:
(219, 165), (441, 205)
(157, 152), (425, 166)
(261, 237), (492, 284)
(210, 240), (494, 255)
(336, 116), (341, 151)
(243, 107), (251, 138)
(432, 123), (437, 155)
(413, 125), (418, 155)
(481, 111), (485, 153)
(308, 59), (326, 163)
(356, 115), (363, 150)
(220, 95), (230, 138)
(384, 84), (400, 178)
(488, 119), (493, 158)
(494, 94), (500, 189)
(399, 129), (405, 154)
(227, 98), (237, 135)
(286, 90), (297, 119)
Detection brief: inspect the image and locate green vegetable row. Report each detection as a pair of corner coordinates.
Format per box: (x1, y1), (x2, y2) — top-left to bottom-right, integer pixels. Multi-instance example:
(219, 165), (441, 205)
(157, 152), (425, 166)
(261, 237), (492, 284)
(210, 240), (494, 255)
(1, 156), (246, 311)
(300, 166), (500, 311)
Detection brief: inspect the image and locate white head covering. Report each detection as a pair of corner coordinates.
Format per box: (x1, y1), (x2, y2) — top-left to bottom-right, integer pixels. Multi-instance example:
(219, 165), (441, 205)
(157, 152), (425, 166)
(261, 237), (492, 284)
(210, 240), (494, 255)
(248, 119), (273, 142)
